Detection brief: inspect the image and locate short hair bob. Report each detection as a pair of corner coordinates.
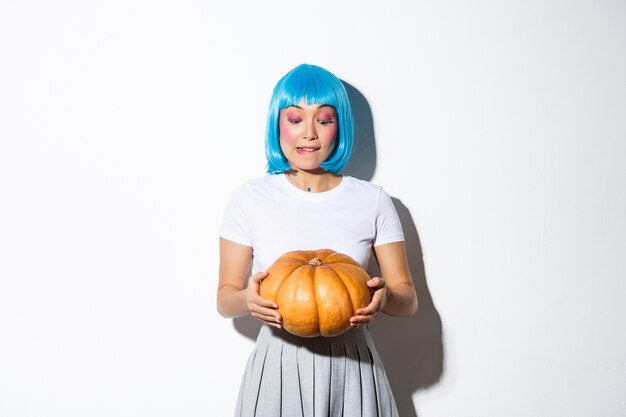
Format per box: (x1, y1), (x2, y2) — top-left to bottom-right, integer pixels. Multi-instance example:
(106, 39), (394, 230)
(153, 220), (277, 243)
(265, 64), (354, 174)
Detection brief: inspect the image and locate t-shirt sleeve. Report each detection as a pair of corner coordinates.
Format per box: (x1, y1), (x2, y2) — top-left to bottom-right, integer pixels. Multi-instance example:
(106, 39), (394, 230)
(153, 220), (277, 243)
(219, 185), (252, 247)
(373, 188), (405, 246)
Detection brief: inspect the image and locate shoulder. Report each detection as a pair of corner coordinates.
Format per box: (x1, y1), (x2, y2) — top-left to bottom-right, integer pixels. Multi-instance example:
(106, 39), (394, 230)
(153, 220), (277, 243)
(342, 177), (398, 216)
(343, 176), (386, 198)
(227, 174), (283, 203)
(245, 174), (285, 198)
(231, 174), (278, 192)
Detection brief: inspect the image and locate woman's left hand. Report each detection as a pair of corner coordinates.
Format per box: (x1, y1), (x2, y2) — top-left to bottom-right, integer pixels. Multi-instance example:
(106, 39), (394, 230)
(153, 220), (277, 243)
(349, 277), (387, 328)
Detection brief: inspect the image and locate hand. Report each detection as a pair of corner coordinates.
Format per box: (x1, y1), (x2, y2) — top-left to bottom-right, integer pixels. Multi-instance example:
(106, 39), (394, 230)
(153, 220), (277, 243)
(246, 271), (282, 329)
(350, 277), (387, 328)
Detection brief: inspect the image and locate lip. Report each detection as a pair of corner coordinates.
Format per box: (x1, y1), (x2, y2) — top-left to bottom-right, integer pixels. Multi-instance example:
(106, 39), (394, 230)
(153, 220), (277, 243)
(296, 146), (320, 154)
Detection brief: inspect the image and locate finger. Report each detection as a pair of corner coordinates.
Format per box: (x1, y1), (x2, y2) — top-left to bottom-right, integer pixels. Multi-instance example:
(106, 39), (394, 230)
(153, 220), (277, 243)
(367, 277), (385, 288)
(251, 309), (282, 323)
(253, 317), (282, 329)
(251, 312), (277, 323)
(350, 314), (373, 326)
(250, 271), (269, 283)
(249, 303), (282, 318)
(356, 293), (384, 315)
(251, 295), (279, 309)
(356, 304), (377, 316)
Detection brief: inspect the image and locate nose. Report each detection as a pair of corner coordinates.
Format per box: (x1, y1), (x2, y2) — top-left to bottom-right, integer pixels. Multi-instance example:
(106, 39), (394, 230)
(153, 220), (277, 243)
(303, 120), (318, 140)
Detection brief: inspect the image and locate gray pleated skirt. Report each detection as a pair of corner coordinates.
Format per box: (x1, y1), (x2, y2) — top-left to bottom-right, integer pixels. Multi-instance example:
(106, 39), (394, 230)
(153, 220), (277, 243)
(235, 325), (399, 417)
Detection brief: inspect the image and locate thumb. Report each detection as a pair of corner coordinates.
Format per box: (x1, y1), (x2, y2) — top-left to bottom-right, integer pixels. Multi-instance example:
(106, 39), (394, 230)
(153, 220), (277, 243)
(251, 271), (268, 283)
(367, 277), (383, 287)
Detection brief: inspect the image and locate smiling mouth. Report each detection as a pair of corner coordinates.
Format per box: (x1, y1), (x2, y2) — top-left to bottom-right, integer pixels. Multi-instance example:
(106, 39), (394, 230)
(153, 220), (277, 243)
(297, 147), (319, 153)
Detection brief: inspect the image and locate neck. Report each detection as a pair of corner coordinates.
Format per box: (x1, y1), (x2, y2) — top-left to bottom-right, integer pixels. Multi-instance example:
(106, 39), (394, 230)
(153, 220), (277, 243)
(284, 169), (342, 193)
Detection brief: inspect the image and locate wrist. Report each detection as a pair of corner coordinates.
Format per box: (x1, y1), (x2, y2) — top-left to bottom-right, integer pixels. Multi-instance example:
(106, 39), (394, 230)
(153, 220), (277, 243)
(381, 287), (390, 312)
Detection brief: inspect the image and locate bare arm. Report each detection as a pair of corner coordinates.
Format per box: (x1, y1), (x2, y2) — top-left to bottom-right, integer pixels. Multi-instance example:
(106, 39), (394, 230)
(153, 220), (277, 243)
(375, 241), (418, 316)
(217, 238), (282, 328)
(350, 241), (418, 326)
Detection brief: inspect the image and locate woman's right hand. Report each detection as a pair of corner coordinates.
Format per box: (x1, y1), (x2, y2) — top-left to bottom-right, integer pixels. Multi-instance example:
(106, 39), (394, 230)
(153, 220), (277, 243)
(246, 271), (282, 329)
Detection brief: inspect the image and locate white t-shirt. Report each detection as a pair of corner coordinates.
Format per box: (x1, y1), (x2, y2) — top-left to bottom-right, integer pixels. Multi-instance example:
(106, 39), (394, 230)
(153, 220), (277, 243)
(219, 174), (404, 273)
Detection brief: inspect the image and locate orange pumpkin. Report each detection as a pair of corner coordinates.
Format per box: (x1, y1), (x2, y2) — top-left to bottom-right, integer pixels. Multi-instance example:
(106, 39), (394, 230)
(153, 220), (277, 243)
(259, 249), (372, 337)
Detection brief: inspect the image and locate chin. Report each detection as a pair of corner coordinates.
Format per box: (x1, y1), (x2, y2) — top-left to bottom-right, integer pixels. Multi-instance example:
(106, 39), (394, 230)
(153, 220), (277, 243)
(289, 161), (322, 172)
(300, 167), (328, 174)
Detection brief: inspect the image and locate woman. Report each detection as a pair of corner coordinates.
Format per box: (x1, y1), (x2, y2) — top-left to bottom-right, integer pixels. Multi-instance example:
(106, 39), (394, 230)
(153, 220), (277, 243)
(217, 64), (418, 417)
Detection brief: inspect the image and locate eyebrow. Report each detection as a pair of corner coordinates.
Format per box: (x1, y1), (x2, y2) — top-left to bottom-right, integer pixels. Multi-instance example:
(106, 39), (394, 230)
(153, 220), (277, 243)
(289, 104), (335, 110)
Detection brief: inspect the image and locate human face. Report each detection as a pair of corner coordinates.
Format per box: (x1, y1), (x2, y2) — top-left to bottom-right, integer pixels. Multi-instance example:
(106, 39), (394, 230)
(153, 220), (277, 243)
(278, 103), (338, 172)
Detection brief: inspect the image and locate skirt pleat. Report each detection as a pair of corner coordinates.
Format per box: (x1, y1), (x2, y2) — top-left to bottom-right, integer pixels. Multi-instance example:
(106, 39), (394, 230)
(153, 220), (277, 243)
(236, 343), (269, 417)
(328, 341), (346, 416)
(342, 340), (362, 417)
(372, 348), (394, 417)
(281, 341), (304, 417)
(313, 340), (331, 417)
(356, 343), (378, 417)
(255, 343), (283, 416)
(235, 325), (398, 417)
(296, 340), (315, 417)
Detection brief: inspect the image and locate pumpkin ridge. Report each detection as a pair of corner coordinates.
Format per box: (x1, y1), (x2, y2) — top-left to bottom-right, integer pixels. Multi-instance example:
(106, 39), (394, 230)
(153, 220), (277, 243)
(314, 265), (353, 336)
(335, 263), (371, 285)
(274, 265), (293, 297)
(309, 265), (319, 326)
(278, 252), (308, 263)
(323, 251), (360, 266)
(326, 263), (371, 310)
(325, 265), (351, 307)
(272, 260), (304, 273)
(278, 265), (319, 336)
(261, 259), (306, 301)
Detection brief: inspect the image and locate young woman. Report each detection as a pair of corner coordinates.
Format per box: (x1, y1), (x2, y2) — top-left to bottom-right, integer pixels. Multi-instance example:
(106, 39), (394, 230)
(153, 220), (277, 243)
(217, 64), (418, 417)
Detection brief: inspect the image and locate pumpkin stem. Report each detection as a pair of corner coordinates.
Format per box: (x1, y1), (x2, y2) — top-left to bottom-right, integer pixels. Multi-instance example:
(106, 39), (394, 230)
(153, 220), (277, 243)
(308, 257), (323, 266)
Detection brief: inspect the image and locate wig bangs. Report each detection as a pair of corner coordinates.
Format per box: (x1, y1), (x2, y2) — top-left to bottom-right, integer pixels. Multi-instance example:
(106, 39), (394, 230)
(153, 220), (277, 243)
(276, 67), (340, 111)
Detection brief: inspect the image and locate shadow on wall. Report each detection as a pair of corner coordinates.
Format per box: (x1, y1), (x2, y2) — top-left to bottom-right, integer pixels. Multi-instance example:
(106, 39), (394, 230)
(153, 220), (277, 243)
(367, 200), (444, 417)
(233, 81), (443, 417)
(344, 81), (444, 416)
(342, 82), (378, 180)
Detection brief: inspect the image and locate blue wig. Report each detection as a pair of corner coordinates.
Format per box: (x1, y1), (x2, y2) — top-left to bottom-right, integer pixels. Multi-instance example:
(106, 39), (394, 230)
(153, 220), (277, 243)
(265, 64), (354, 174)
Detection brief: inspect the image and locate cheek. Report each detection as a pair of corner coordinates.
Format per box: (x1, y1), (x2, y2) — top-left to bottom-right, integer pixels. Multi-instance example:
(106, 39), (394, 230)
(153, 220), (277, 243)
(323, 124), (338, 144)
(279, 118), (298, 142)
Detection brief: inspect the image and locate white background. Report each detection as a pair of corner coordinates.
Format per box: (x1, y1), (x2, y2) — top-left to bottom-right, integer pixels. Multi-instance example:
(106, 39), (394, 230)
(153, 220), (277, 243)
(1, 1), (625, 416)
